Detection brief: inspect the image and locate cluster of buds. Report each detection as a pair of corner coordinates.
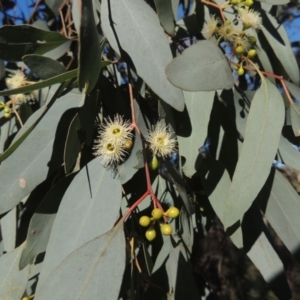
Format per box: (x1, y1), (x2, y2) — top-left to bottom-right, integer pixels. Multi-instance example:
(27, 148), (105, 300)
(0, 101), (11, 119)
(139, 207), (180, 241)
(202, 7), (262, 65)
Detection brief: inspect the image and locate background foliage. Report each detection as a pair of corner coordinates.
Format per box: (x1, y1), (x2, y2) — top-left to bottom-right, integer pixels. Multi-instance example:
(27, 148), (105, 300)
(0, 0), (300, 299)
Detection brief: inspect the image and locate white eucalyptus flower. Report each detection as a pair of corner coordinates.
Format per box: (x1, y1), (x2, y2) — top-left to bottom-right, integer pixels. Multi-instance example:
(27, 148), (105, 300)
(147, 120), (176, 158)
(6, 70), (26, 89)
(202, 15), (220, 39)
(93, 140), (127, 167)
(99, 115), (133, 145)
(93, 115), (133, 166)
(239, 9), (262, 30)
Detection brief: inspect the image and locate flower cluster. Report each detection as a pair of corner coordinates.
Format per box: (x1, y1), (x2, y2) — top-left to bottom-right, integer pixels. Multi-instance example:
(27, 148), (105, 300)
(93, 115), (133, 167)
(5, 70), (38, 105)
(146, 120), (177, 158)
(202, 7), (262, 56)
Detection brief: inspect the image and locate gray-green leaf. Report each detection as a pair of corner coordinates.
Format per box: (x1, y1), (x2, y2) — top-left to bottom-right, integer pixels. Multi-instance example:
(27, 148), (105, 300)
(37, 157), (122, 287)
(35, 226), (125, 300)
(166, 41), (234, 91)
(0, 246), (29, 299)
(101, 0), (185, 111)
(223, 78), (284, 228)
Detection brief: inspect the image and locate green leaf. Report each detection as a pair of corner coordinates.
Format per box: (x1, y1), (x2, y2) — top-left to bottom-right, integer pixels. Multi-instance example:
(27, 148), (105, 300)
(166, 41), (234, 91)
(0, 90), (82, 214)
(18, 102), (33, 124)
(0, 61), (110, 97)
(101, 0), (185, 111)
(45, 0), (65, 15)
(260, 0), (289, 6)
(37, 157), (122, 287)
(64, 114), (81, 173)
(178, 207), (194, 259)
(177, 91), (214, 177)
(247, 230), (284, 283)
(154, 0), (175, 36)
(19, 173), (76, 270)
(23, 54), (67, 79)
(265, 172), (300, 254)
(162, 158), (193, 214)
(169, 247), (201, 299)
(284, 80), (300, 136)
(289, 103), (300, 137)
(152, 236), (171, 274)
(0, 69), (77, 97)
(0, 246), (29, 299)
(244, 207), (285, 284)
(223, 79), (285, 228)
(78, 89), (101, 146)
(35, 225), (125, 300)
(0, 208), (16, 252)
(171, 0), (180, 20)
(0, 25), (70, 61)
(0, 83), (66, 163)
(278, 136), (300, 170)
(199, 158), (231, 219)
(262, 13), (299, 85)
(78, 0), (102, 94)
(285, 80), (300, 100)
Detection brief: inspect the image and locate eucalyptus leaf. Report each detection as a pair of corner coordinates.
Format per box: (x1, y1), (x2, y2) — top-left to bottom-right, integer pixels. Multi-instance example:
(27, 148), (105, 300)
(261, 13), (299, 85)
(166, 41), (234, 92)
(19, 173), (76, 270)
(0, 207), (16, 252)
(278, 136), (300, 170)
(0, 246), (29, 299)
(260, 0), (289, 4)
(78, 0), (102, 94)
(64, 114), (81, 173)
(178, 91), (214, 177)
(171, 0), (180, 20)
(23, 54), (67, 79)
(290, 104), (300, 137)
(37, 157), (122, 287)
(154, 0), (176, 36)
(0, 83), (65, 163)
(0, 61), (110, 97)
(35, 225), (125, 300)
(199, 158), (231, 220)
(265, 172), (300, 254)
(247, 231), (284, 283)
(0, 90), (82, 214)
(45, 0), (65, 15)
(101, 0), (185, 111)
(223, 79), (284, 228)
(0, 25), (70, 61)
(152, 236), (171, 274)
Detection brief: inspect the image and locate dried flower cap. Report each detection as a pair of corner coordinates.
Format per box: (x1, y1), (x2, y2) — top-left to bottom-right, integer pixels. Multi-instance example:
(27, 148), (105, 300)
(239, 9), (262, 30)
(147, 120), (176, 158)
(202, 15), (220, 39)
(6, 70), (26, 89)
(93, 115), (133, 167)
